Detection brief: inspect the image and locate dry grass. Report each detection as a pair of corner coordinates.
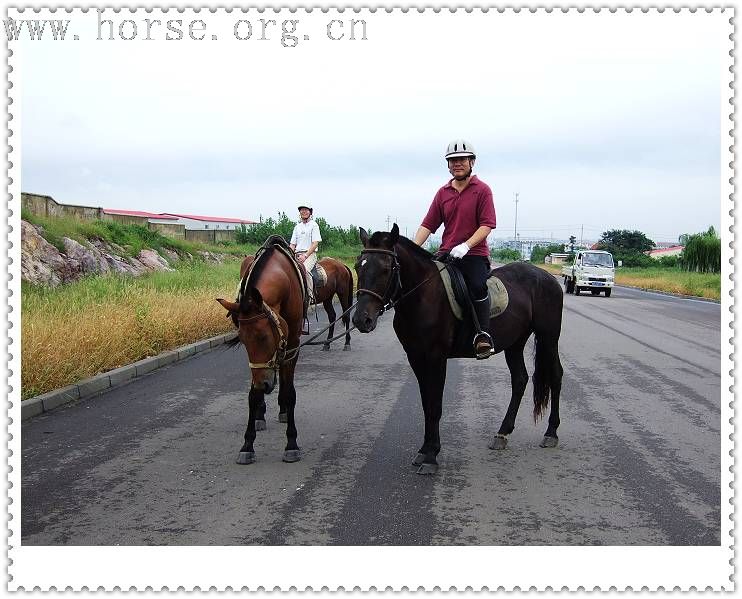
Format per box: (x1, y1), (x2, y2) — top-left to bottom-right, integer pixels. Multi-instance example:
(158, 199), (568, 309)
(22, 263), (242, 399)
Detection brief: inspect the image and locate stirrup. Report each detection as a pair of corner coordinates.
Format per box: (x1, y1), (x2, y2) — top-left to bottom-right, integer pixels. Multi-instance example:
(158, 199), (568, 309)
(473, 331), (494, 360)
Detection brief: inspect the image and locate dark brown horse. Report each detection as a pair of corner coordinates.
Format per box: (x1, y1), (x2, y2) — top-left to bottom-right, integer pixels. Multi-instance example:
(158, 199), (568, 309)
(238, 255), (354, 351)
(352, 225), (564, 474)
(216, 237), (305, 464)
(309, 257), (354, 351)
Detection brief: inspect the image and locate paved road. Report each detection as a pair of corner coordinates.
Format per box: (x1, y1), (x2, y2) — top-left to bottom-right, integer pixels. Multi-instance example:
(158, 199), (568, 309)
(21, 286), (721, 545)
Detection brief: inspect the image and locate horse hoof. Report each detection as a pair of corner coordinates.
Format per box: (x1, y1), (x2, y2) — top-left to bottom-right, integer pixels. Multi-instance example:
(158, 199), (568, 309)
(412, 453), (425, 466)
(321, 345), (330, 351)
(416, 462), (438, 475)
(278, 413), (288, 423)
(488, 435), (508, 450)
(343, 345), (351, 351)
(255, 420), (266, 431)
(539, 436), (558, 448)
(282, 449), (301, 463)
(236, 451), (256, 465)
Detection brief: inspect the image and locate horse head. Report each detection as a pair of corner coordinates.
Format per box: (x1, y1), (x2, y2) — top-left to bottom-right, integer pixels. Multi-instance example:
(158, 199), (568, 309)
(353, 224), (401, 333)
(216, 285), (284, 395)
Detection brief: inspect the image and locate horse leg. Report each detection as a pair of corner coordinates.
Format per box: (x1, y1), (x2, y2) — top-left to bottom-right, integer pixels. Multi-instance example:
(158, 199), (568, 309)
(340, 275), (352, 351)
(278, 361), (301, 462)
(408, 352), (447, 475)
(489, 338), (529, 451)
(322, 299), (336, 351)
(538, 339), (563, 448)
(255, 396), (267, 431)
(237, 388), (263, 464)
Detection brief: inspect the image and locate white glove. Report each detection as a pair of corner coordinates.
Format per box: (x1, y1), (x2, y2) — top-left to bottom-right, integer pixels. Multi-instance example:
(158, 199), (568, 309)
(450, 242), (470, 259)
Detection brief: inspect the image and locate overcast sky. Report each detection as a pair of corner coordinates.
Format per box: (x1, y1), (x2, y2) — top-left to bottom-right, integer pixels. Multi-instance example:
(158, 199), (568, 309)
(19, 8), (728, 244)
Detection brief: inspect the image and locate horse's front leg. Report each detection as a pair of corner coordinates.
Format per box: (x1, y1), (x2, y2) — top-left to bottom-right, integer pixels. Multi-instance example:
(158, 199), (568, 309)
(278, 359), (301, 462)
(237, 387), (264, 464)
(407, 351), (447, 475)
(322, 299), (336, 351)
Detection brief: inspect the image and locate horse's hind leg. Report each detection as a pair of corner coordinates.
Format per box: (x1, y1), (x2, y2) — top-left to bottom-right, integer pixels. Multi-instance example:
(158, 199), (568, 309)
(278, 361), (301, 462)
(538, 342), (563, 448)
(489, 338), (529, 451)
(322, 299), (336, 351)
(237, 388), (263, 464)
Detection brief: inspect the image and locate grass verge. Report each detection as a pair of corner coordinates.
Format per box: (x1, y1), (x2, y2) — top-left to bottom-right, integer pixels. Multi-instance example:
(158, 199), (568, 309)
(536, 263), (720, 301)
(21, 262), (244, 399)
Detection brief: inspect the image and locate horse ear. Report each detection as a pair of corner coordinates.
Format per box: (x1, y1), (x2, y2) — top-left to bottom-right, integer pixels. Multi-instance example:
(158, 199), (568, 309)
(216, 298), (239, 313)
(248, 286), (263, 306)
(359, 227), (369, 248)
(390, 223), (400, 245)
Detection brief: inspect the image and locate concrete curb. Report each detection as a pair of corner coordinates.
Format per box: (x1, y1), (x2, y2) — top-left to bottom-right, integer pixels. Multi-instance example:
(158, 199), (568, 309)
(21, 331), (239, 421)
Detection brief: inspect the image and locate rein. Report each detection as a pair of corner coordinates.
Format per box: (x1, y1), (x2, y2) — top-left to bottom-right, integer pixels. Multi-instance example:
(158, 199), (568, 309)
(237, 300), (360, 370)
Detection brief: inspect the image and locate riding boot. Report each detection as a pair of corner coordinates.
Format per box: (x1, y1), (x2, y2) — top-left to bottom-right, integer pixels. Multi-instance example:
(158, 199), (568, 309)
(472, 295), (494, 360)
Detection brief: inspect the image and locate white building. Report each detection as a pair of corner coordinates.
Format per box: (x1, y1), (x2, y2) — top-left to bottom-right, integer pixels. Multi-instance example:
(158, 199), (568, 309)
(160, 213), (257, 230)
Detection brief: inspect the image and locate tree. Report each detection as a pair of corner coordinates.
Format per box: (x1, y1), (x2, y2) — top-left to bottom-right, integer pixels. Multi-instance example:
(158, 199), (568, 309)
(596, 229), (655, 254)
(681, 227), (720, 273)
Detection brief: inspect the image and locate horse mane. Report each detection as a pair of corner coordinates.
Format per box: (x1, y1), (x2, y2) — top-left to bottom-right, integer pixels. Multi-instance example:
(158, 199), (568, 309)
(394, 234), (434, 262)
(237, 235), (292, 311)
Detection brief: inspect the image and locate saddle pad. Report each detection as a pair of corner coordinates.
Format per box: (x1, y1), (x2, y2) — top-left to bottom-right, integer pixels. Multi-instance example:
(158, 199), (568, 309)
(312, 263), (328, 288)
(435, 261), (509, 321)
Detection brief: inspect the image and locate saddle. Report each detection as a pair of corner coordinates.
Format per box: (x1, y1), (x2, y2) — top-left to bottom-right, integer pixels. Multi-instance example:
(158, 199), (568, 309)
(433, 259), (509, 359)
(240, 235), (311, 320)
(435, 261), (509, 321)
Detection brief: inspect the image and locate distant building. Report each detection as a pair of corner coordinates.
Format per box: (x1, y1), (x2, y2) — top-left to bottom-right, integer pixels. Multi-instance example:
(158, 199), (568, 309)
(102, 209), (180, 226)
(160, 213), (257, 231)
(547, 253), (571, 265)
(646, 245), (684, 259)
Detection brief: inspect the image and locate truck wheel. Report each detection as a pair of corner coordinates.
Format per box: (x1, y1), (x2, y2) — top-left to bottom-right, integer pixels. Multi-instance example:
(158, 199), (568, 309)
(591, 290), (600, 296)
(604, 288), (612, 297)
(574, 286), (581, 296)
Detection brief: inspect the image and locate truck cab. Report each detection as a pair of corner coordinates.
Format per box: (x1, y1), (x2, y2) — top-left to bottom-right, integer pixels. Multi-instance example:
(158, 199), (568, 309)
(562, 250), (615, 297)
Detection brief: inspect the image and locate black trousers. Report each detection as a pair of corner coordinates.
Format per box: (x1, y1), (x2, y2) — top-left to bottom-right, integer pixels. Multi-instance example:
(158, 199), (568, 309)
(452, 255), (490, 300)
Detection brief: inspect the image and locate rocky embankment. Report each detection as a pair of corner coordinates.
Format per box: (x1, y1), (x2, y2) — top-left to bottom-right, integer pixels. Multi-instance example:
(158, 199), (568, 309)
(21, 220), (226, 287)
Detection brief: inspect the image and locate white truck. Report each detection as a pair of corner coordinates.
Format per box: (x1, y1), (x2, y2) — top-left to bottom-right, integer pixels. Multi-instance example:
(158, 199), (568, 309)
(562, 250), (616, 297)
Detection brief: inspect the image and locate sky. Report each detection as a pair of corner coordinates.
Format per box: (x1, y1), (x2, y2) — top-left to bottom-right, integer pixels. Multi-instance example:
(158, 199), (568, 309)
(18, 8), (729, 244)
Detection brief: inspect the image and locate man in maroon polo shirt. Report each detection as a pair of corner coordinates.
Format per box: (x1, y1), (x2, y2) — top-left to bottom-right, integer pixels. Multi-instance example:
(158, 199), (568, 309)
(413, 139), (497, 359)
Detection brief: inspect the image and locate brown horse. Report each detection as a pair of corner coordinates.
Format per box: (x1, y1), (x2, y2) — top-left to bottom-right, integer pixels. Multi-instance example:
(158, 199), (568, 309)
(216, 236), (305, 464)
(307, 257), (355, 351)
(238, 254), (354, 351)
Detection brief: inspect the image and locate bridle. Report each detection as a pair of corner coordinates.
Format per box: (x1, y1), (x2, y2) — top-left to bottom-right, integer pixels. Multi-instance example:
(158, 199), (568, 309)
(356, 246), (450, 315)
(356, 248), (403, 315)
(238, 302), (290, 371)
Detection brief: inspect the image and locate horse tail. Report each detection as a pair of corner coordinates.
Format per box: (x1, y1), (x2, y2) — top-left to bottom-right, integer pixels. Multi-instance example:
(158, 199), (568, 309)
(531, 334), (561, 421)
(343, 263), (354, 313)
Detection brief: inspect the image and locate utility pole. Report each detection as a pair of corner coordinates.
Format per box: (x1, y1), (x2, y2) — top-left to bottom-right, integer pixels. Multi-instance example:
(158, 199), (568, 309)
(580, 224), (584, 247)
(386, 215), (391, 230)
(513, 191), (520, 248)
(514, 192), (519, 253)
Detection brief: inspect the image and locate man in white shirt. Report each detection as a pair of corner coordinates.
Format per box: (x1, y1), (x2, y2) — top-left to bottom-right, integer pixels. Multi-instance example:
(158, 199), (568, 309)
(289, 204), (322, 301)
